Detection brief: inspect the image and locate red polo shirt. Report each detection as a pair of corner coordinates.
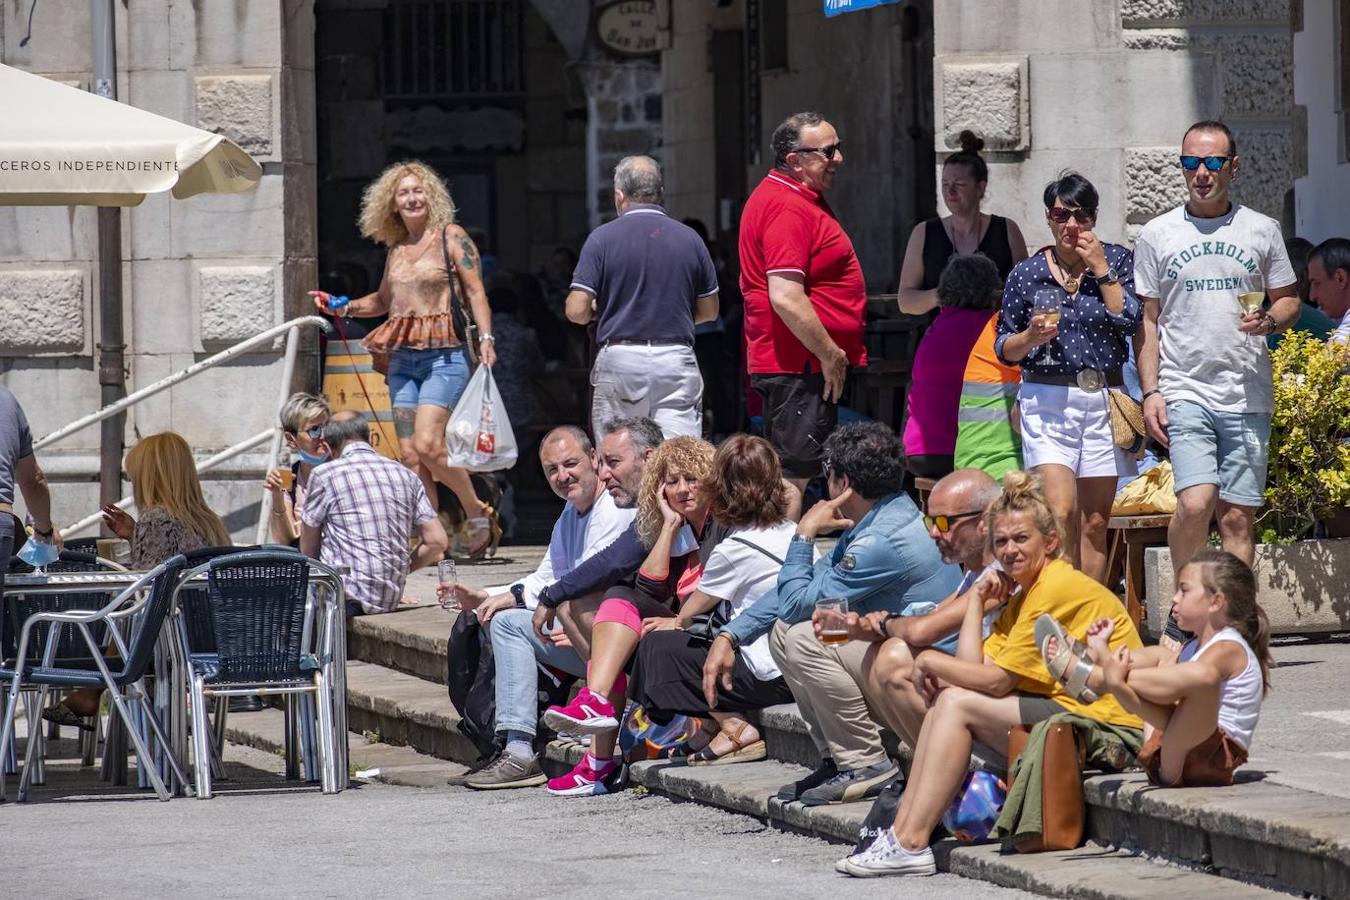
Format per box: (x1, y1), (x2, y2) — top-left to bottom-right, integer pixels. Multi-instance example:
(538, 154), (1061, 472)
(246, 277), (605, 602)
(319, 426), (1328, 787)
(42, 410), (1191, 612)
(739, 170), (867, 375)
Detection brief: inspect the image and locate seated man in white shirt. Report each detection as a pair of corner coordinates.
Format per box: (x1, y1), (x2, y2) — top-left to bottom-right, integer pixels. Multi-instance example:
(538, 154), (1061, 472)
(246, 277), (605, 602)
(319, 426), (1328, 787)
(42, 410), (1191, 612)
(443, 424), (637, 789)
(1311, 238), (1350, 342)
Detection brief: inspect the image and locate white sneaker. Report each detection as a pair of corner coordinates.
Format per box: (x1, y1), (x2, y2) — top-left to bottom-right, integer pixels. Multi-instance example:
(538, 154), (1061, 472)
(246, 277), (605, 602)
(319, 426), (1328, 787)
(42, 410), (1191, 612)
(841, 828), (936, 877)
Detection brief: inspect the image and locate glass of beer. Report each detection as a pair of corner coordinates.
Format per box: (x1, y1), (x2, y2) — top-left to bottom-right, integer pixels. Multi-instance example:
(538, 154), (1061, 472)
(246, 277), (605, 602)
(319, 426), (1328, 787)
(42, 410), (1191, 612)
(437, 558), (459, 611)
(816, 597), (850, 645)
(96, 537), (118, 562)
(276, 467), (295, 491)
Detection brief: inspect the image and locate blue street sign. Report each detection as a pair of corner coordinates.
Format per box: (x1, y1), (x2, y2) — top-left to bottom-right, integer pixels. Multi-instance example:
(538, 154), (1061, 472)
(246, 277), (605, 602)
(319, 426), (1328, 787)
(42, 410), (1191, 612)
(823, 0), (900, 16)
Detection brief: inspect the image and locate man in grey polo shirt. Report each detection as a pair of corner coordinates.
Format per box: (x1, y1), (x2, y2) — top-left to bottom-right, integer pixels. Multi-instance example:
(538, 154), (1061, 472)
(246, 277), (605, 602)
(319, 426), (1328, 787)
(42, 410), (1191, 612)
(566, 155), (720, 438)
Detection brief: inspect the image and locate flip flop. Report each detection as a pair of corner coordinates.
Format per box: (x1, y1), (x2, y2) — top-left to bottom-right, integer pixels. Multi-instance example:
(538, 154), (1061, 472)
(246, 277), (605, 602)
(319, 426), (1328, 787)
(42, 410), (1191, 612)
(1034, 614), (1099, 703)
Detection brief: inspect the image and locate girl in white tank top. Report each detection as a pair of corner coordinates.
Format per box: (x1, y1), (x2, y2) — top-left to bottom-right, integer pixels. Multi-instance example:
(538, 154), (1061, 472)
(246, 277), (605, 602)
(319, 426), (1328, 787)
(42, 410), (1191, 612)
(1043, 549), (1271, 786)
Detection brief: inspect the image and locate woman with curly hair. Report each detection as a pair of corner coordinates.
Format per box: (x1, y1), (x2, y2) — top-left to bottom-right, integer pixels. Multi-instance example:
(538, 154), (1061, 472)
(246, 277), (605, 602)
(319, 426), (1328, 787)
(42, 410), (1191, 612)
(542, 435), (722, 795)
(309, 160), (500, 557)
(839, 470), (1142, 878)
(628, 435), (801, 766)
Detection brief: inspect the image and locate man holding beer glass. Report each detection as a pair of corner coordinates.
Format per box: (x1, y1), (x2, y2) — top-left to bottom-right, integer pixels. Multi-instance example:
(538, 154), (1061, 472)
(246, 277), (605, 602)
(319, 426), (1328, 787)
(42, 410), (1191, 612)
(1135, 121), (1298, 573)
(705, 422), (960, 807)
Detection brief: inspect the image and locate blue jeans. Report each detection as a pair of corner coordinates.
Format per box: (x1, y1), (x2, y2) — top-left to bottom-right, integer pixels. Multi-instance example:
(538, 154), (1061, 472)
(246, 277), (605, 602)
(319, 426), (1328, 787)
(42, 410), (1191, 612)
(386, 346), (471, 409)
(489, 607), (585, 737)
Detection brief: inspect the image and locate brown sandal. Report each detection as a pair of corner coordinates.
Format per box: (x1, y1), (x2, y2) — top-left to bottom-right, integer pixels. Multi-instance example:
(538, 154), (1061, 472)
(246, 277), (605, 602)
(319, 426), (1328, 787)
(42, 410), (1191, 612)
(466, 505), (502, 559)
(683, 720), (766, 767)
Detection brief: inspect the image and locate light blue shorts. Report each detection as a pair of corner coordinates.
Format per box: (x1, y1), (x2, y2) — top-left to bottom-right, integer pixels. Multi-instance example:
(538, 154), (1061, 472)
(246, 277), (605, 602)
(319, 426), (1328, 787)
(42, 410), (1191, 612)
(1166, 399), (1271, 508)
(386, 346), (471, 410)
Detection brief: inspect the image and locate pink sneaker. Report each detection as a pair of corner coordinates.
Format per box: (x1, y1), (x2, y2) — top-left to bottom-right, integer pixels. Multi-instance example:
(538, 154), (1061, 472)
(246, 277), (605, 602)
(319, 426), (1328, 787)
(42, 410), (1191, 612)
(546, 755), (618, 797)
(542, 687), (618, 734)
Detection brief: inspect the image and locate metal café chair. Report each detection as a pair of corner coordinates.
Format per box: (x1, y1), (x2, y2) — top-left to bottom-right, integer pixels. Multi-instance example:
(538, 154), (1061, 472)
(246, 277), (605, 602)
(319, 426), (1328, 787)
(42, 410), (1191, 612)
(175, 549), (338, 798)
(0, 555), (192, 802)
(1, 550), (128, 778)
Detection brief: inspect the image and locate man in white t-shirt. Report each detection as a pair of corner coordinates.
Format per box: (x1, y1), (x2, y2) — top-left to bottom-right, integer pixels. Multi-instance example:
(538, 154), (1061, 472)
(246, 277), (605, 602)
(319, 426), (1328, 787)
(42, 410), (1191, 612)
(1310, 239), (1350, 342)
(444, 425), (635, 789)
(1136, 120), (1299, 570)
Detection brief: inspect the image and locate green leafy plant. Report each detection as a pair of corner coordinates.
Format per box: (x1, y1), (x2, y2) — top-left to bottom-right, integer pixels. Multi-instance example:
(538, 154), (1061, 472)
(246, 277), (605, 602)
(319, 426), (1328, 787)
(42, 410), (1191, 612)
(1258, 331), (1350, 541)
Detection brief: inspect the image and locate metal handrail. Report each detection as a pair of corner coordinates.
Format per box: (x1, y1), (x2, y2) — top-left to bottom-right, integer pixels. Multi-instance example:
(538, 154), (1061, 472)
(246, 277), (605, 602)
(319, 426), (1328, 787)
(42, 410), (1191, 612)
(34, 316), (332, 450)
(62, 429), (274, 536)
(37, 315), (334, 538)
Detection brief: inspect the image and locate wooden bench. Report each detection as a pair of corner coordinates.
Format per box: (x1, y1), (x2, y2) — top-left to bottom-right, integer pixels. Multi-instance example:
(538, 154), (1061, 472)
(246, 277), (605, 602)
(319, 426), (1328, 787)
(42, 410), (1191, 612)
(1106, 513), (1172, 626)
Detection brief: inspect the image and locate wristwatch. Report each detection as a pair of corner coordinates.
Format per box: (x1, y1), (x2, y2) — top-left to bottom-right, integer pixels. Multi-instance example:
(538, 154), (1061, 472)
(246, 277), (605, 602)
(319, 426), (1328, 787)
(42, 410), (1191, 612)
(1091, 267), (1120, 286)
(718, 629), (742, 651)
(510, 583), (526, 609)
(882, 611), (905, 638)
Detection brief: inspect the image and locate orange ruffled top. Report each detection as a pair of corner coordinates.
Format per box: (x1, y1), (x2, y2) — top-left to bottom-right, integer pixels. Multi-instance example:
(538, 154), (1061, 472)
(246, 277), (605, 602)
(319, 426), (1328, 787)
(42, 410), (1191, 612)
(363, 235), (462, 355)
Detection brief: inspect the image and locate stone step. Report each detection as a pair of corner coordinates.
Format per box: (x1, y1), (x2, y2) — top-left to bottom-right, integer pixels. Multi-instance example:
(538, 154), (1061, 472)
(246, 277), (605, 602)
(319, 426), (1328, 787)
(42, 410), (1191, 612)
(543, 705), (1350, 898)
(347, 606), (451, 685)
(225, 706), (468, 788)
(344, 659), (481, 765)
(542, 750), (1286, 898)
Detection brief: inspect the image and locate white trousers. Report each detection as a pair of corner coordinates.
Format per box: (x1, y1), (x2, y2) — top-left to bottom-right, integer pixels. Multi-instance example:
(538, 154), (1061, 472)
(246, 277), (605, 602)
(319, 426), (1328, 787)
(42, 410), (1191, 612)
(590, 343), (703, 438)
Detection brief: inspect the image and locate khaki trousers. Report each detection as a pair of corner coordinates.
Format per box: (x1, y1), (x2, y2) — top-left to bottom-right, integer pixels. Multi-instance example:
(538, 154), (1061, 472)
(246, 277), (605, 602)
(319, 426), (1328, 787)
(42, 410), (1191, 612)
(769, 619), (891, 771)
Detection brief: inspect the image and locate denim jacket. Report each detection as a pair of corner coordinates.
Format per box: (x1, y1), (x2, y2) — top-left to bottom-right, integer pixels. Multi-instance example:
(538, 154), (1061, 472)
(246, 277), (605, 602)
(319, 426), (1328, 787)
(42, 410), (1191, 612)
(721, 492), (963, 647)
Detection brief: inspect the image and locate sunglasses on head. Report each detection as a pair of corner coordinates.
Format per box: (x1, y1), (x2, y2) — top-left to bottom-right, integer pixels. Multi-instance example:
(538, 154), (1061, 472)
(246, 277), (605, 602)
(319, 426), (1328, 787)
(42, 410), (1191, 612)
(1179, 155), (1231, 172)
(792, 142), (843, 161)
(1048, 207), (1096, 224)
(923, 510), (983, 533)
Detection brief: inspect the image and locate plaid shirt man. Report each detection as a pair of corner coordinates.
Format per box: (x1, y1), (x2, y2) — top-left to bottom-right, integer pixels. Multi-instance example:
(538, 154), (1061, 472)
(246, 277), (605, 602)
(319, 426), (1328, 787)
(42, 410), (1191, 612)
(301, 441), (436, 614)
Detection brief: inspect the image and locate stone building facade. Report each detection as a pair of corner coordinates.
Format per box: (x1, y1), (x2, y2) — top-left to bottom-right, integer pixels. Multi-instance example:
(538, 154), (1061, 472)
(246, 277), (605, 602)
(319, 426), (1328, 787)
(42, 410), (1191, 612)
(0, 0), (318, 537)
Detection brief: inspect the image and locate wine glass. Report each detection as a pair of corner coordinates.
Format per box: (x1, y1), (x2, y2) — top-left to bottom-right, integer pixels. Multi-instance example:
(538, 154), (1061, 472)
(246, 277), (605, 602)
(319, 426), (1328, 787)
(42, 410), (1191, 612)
(1236, 274), (1265, 346)
(1033, 288), (1064, 364)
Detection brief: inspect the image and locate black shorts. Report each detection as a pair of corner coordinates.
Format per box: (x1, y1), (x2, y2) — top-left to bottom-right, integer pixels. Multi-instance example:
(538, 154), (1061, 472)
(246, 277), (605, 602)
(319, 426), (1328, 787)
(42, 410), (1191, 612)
(751, 373), (838, 480)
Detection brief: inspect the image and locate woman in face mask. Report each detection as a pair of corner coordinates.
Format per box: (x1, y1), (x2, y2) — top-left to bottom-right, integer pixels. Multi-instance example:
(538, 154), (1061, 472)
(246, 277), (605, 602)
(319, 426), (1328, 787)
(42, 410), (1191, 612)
(263, 393), (332, 546)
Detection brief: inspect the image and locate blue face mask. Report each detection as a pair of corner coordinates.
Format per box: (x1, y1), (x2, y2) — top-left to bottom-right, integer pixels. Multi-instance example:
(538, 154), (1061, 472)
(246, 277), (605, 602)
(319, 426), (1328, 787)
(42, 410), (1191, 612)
(17, 536), (60, 568)
(296, 449), (329, 466)
(669, 523), (699, 557)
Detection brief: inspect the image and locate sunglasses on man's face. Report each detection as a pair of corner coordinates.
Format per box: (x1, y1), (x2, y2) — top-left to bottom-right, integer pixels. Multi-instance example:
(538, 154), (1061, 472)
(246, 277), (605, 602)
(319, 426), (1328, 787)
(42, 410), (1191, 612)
(1179, 155), (1231, 172)
(1048, 207), (1096, 224)
(923, 510), (983, 533)
(792, 142), (843, 161)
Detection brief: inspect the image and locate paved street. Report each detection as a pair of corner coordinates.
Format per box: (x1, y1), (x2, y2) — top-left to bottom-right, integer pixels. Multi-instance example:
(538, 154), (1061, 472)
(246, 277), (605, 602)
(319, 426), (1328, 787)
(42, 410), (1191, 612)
(3, 744), (1034, 899)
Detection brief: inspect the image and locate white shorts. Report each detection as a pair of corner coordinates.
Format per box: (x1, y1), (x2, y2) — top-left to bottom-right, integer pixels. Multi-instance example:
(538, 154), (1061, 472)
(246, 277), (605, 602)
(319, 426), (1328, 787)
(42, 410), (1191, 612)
(1017, 381), (1136, 479)
(591, 343), (703, 439)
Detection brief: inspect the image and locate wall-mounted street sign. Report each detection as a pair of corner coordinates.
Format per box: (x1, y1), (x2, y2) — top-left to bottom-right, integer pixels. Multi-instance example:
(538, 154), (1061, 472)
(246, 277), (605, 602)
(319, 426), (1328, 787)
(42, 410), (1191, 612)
(596, 1), (662, 57)
(823, 0), (900, 16)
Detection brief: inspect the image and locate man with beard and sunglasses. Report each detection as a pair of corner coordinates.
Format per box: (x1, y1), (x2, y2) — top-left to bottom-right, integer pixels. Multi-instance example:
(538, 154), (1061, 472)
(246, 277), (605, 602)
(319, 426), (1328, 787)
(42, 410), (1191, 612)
(1135, 121), (1298, 579)
(739, 111), (867, 494)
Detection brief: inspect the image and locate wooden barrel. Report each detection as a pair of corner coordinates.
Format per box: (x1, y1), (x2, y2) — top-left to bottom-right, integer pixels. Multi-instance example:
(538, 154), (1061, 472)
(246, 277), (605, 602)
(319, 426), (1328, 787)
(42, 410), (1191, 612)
(323, 340), (399, 460)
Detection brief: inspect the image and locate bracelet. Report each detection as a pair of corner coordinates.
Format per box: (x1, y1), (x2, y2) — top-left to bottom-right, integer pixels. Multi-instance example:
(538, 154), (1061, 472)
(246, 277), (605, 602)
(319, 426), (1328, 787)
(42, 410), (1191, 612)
(1262, 312), (1278, 335)
(32, 525), (53, 537)
(478, 333), (495, 342)
(1141, 389), (1161, 401)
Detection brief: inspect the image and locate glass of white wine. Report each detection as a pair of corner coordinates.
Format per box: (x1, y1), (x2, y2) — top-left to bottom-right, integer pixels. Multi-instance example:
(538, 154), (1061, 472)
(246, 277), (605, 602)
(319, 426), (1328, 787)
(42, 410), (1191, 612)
(1033, 288), (1063, 329)
(1236, 275), (1266, 346)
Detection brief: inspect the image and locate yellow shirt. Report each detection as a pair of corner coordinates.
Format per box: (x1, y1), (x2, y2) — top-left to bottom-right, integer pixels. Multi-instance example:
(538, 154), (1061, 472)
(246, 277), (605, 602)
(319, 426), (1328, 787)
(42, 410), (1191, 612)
(983, 558), (1144, 729)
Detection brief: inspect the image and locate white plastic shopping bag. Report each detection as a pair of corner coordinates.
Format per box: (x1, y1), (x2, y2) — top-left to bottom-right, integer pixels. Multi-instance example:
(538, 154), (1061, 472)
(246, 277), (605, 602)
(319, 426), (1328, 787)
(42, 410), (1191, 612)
(445, 365), (518, 472)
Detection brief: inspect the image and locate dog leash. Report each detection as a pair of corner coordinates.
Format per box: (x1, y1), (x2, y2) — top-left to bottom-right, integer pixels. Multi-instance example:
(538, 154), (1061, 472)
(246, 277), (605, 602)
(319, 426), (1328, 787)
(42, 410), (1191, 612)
(326, 302), (385, 427)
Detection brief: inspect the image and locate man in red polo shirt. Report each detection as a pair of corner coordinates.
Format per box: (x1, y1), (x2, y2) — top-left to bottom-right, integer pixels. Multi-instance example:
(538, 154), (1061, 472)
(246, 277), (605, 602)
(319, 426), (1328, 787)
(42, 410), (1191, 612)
(740, 111), (867, 490)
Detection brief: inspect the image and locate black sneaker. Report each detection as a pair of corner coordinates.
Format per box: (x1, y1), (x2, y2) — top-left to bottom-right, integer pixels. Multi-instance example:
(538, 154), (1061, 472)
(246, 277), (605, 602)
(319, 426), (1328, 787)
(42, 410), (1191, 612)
(775, 757), (838, 802)
(799, 759), (898, 806)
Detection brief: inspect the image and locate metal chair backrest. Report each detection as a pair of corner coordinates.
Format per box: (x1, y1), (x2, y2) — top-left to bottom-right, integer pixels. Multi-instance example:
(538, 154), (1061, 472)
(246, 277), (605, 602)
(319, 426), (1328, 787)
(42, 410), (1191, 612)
(206, 550), (311, 683)
(176, 545), (259, 655)
(112, 554), (189, 687)
(2, 551), (121, 668)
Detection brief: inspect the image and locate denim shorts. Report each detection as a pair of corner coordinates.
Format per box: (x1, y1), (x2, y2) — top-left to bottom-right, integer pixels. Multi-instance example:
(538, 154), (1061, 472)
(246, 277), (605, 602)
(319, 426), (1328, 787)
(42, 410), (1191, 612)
(1167, 399), (1271, 508)
(386, 346), (471, 410)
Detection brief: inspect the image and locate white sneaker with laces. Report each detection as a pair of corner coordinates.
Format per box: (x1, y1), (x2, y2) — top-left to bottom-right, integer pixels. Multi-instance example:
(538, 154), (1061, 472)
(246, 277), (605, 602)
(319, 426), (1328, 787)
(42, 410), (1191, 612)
(841, 828), (936, 877)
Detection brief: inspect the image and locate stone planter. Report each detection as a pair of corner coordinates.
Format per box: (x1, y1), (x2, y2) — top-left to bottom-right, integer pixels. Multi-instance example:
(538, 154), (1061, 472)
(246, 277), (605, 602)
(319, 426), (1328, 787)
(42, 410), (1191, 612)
(1143, 540), (1350, 639)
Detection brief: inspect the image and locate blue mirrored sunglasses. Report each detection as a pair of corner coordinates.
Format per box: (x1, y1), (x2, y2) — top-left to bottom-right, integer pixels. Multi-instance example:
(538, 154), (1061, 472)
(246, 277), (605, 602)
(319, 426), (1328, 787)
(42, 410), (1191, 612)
(1179, 155), (1230, 172)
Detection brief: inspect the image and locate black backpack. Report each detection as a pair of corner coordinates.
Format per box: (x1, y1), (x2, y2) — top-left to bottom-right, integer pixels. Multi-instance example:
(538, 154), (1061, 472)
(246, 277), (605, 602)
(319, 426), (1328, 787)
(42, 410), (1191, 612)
(445, 611), (576, 765)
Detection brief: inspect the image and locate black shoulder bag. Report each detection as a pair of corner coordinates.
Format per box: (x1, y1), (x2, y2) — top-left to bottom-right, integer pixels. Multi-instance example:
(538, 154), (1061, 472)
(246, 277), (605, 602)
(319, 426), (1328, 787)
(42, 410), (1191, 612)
(684, 536), (786, 642)
(440, 226), (480, 366)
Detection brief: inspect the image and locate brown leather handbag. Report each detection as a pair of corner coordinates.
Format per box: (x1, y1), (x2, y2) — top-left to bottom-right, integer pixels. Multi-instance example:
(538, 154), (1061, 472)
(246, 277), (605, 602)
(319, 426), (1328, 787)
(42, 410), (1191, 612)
(1007, 722), (1085, 852)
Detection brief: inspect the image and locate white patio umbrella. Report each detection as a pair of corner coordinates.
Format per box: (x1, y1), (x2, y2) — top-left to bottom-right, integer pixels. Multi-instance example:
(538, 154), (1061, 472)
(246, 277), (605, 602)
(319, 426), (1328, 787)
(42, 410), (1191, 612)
(0, 62), (261, 206)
